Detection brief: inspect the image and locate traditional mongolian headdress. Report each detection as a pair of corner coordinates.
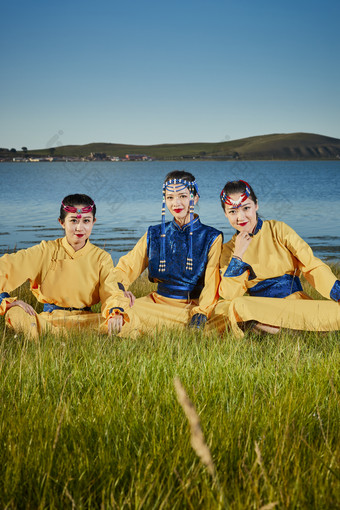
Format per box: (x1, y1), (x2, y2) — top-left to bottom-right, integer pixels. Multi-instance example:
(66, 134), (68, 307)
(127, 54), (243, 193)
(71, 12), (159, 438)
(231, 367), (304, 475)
(61, 202), (95, 219)
(159, 178), (200, 272)
(220, 180), (251, 208)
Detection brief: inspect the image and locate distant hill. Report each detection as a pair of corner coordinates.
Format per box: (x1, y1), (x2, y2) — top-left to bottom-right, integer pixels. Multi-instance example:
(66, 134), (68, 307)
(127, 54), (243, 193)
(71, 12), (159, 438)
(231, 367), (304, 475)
(5, 132), (340, 160)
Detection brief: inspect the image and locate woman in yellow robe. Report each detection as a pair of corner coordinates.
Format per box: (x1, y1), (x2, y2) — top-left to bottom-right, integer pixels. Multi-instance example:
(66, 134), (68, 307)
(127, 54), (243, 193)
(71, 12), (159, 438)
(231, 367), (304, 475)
(111, 171), (223, 338)
(0, 194), (128, 338)
(209, 180), (340, 336)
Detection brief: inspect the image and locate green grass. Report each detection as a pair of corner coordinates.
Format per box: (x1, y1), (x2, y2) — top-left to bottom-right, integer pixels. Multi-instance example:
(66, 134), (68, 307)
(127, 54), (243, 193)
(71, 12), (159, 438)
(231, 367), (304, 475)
(0, 271), (339, 509)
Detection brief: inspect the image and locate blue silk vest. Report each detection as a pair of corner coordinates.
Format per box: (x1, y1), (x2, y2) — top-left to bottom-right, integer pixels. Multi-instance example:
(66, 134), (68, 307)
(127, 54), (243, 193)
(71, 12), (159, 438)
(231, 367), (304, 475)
(147, 217), (222, 300)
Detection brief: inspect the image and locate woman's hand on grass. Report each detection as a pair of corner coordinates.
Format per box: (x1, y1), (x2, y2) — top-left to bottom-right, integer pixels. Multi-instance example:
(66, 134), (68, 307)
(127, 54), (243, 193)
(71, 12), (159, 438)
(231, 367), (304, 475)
(108, 315), (123, 335)
(6, 300), (37, 316)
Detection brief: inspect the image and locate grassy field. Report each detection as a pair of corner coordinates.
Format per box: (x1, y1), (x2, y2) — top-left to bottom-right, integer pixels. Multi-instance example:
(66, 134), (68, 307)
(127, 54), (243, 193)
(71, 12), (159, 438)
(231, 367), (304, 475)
(0, 272), (339, 509)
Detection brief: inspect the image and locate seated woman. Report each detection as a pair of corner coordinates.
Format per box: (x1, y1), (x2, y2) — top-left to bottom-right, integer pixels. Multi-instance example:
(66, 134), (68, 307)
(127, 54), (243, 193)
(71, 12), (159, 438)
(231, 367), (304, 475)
(111, 170), (223, 337)
(209, 179), (340, 336)
(0, 194), (128, 338)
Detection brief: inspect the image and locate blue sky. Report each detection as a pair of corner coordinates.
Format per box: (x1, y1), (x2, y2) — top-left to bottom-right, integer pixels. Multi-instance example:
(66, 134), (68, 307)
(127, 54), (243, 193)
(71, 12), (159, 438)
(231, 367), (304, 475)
(1, 0), (339, 150)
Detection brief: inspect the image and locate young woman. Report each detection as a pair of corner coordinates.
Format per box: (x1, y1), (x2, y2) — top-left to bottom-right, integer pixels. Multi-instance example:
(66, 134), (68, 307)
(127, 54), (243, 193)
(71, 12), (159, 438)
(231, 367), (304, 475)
(0, 194), (128, 337)
(209, 180), (340, 336)
(111, 170), (223, 337)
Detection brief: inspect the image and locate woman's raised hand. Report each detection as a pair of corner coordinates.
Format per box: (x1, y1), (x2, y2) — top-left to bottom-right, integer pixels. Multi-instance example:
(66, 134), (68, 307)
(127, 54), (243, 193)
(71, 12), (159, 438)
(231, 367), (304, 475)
(234, 231), (253, 260)
(6, 300), (37, 316)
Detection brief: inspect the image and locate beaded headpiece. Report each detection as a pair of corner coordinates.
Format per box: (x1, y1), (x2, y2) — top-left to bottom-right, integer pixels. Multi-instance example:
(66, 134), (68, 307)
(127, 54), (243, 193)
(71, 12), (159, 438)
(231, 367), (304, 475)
(220, 180), (251, 208)
(159, 178), (200, 272)
(62, 201), (95, 219)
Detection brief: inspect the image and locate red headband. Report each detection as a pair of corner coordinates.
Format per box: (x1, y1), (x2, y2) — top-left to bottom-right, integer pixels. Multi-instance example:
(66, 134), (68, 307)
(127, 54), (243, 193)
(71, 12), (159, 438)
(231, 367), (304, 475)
(62, 202), (94, 218)
(220, 180), (251, 208)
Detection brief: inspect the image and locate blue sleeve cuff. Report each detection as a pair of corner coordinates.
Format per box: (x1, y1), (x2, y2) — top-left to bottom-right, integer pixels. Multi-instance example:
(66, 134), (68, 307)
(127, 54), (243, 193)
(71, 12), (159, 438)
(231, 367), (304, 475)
(223, 257), (256, 280)
(109, 307), (125, 314)
(117, 282), (125, 291)
(189, 313), (207, 329)
(0, 292), (10, 305)
(330, 280), (340, 302)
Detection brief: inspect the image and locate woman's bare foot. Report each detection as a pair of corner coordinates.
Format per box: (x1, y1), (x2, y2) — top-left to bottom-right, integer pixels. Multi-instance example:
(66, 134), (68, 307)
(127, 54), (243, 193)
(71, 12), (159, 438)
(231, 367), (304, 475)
(253, 322), (281, 335)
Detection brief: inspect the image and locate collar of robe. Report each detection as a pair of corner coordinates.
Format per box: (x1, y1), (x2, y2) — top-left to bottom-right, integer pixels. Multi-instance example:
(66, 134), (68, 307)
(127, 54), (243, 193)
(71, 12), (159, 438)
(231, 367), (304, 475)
(171, 214), (200, 232)
(62, 237), (93, 258)
(236, 217), (263, 237)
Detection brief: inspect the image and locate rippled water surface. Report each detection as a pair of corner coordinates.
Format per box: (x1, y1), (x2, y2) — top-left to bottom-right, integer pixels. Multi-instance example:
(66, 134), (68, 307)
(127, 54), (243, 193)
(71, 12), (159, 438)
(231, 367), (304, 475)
(1, 160), (339, 262)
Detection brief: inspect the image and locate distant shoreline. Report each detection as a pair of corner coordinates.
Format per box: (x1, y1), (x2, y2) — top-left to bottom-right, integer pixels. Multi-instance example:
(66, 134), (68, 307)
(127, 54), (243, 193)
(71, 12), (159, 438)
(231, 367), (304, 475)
(1, 131), (340, 162)
(2, 157), (340, 163)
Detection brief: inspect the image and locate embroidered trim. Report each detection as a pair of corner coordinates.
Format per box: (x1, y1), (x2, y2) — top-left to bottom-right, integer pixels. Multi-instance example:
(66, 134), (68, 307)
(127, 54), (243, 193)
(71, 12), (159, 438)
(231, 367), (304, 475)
(109, 307), (125, 314)
(330, 280), (340, 302)
(249, 274), (303, 298)
(43, 303), (91, 313)
(189, 313), (207, 329)
(253, 218), (263, 235)
(223, 258), (256, 280)
(235, 218), (263, 236)
(0, 292), (10, 305)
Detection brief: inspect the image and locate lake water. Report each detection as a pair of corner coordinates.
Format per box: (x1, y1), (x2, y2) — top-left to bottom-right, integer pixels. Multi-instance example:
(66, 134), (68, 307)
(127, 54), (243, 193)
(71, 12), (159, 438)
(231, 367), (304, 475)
(0, 160), (339, 263)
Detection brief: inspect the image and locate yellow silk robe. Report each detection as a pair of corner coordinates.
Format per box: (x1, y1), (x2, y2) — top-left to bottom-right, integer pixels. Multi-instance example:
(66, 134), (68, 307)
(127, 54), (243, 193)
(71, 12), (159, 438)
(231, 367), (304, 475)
(209, 220), (340, 336)
(112, 232), (222, 338)
(0, 237), (128, 337)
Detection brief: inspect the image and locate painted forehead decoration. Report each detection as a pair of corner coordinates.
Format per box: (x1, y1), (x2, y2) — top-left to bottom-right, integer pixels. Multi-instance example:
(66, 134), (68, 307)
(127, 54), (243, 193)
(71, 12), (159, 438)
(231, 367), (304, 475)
(220, 180), (251, 208)
(62, 202), (95, 219)
(159, 178), (199, 273)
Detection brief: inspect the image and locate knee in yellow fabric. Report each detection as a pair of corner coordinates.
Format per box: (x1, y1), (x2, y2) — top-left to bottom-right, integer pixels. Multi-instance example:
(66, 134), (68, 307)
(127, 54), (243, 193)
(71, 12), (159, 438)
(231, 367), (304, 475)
(6, 307), (39, 339)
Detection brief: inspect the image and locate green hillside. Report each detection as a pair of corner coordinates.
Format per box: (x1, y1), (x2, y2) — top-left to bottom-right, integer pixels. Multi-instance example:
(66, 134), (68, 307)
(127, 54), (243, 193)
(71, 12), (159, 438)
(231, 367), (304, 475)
(4, 132), (340, 160)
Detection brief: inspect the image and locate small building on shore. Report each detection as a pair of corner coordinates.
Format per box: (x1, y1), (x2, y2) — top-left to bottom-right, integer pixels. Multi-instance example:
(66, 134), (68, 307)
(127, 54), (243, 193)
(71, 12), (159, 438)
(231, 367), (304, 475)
(125, 154), (152, 161)
(89, 152), (108, 161)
